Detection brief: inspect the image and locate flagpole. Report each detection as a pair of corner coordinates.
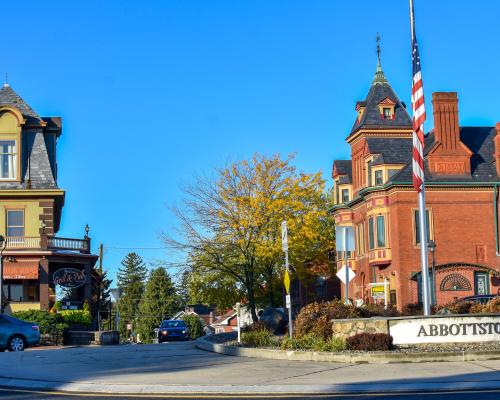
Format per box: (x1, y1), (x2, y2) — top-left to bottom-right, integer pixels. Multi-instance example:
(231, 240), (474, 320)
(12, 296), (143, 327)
(410, 0), (431, 316)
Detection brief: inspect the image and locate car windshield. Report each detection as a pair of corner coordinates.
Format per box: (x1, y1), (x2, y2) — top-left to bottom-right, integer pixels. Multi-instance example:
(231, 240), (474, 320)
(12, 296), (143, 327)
(161, 320), (186, 328)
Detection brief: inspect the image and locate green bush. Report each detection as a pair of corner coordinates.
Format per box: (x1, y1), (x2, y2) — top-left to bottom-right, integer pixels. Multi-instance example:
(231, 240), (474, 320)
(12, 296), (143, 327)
(182, 314), (204, 339)
(294, 300), (363, 339)
(346, 333), (393, 351)
(242, 321), (271, 333)
(359, 304), (400, 318)
(241, 328), (274, 348)
(60, 309), (92, 327)
(280, 334), (346, 352)
(12, 310), (68, 345)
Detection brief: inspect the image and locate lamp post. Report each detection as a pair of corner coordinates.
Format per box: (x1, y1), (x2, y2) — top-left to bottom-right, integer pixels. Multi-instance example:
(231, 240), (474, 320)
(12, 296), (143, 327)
(0, 235), (6, 313)
(427, 240), (437, 306)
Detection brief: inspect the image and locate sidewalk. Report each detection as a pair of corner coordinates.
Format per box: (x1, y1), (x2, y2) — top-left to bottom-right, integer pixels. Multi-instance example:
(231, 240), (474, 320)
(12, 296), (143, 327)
(0, 342), (499, 394)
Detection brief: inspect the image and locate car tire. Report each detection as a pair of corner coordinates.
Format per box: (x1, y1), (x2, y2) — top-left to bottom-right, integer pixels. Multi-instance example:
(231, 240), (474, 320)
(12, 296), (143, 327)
(8, 335), (26, 352)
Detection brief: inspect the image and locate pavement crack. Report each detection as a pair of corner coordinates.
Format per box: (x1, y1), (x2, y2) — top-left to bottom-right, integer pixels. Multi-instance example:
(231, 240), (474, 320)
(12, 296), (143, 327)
(263, 363), (355, 384)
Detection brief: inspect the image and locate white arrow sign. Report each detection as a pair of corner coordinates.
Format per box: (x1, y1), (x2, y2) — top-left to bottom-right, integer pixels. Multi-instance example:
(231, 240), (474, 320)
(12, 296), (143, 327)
(336, 265), (356, 285)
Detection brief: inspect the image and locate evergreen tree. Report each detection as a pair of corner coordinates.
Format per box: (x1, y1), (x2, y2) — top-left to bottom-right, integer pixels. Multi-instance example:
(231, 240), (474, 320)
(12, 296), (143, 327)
(137, 267), (180, 343)
(117, 253), (147, 340)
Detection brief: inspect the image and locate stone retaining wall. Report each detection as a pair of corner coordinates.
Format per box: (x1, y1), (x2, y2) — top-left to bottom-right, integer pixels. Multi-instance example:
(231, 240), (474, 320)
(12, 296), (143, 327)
(332, 318), (389, 340)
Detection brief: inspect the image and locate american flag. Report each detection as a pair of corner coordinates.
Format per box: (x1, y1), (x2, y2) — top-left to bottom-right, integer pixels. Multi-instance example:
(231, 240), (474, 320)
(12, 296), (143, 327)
(410, 0), (426, 192)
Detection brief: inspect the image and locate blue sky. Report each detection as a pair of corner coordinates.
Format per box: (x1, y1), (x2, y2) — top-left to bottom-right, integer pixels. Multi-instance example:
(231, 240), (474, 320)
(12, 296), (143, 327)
(2, 1), (499, 283)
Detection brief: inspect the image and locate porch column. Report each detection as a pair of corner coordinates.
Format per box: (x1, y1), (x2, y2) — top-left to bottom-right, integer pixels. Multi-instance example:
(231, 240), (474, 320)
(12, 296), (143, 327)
(39, 258), (50, 310)
(84, 262), (92, 306)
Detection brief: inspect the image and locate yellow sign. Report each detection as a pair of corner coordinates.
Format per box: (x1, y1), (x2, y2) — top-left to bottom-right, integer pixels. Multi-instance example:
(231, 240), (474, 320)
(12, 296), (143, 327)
(370, 284), (385, 298)
(284, 270), (291, 294)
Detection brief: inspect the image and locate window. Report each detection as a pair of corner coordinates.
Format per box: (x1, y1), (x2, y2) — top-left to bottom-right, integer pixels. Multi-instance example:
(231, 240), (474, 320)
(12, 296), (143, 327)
(367, 160), (372, 186)
(414, 209), (431, 245)
(0, 140), (17, 179)
(341, 189), (349, 203)
(376, 215), (386, 247)
(374, 170), (383, 185)
(368, 217), (375, 250)
(3, 284), (23, 302)
(383, 107), (392, 118)
(356, 223), (365, 256)
(334, 181), (340, 204)
(369, 215), (387, 250)
(7, 210), (24, 237)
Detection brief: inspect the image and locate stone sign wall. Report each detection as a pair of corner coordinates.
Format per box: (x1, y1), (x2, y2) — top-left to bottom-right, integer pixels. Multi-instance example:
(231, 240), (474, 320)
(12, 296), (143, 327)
(388, 315), (500, 345)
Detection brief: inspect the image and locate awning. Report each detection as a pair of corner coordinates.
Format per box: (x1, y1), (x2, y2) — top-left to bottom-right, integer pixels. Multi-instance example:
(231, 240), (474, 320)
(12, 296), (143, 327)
(4, 261), (39, 279)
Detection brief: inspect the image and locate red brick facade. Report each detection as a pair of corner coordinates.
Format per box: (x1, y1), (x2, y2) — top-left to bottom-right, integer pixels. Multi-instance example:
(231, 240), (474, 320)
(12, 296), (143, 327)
(331, 67), (500, 310)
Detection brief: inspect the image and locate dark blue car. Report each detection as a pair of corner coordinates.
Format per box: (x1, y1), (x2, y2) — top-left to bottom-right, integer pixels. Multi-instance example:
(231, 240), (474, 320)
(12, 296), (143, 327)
(158, 320), (189, 342)
(0, 314), (40, 351)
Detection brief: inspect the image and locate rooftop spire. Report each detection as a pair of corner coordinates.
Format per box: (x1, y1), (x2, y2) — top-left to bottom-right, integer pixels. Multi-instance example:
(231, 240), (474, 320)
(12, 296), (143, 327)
(373, 32), (388, 85)
(3, 72), (8, 88)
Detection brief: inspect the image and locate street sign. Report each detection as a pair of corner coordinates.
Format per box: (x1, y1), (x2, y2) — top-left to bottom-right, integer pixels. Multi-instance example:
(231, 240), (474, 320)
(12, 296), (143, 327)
(281, 221), (288, 251)
(284, 270), (291, 294)
(336, 265), (356, 284)
(285, 294), (291, 309)
(335, 226), (355, 251)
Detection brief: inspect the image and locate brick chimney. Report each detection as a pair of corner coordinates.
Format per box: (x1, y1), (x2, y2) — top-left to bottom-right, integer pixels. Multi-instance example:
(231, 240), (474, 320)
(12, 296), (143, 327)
(428, 92), (472, 175)
(495, 123), (500, 177)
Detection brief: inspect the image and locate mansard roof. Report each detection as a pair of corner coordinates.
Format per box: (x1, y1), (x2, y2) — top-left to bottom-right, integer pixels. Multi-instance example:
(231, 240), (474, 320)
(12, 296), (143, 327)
(350, 64), (412, 134)
(0, 84), (42, 123)
(0, 84), (58, 190)
(332, 160), (352, 184)
(390, 126), (498, 184)
(366, 137), (413, 166)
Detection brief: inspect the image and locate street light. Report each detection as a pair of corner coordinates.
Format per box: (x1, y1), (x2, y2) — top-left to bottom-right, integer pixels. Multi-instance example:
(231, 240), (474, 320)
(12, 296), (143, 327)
(0, 235), (6, 313)
(427, 240), (437, 306)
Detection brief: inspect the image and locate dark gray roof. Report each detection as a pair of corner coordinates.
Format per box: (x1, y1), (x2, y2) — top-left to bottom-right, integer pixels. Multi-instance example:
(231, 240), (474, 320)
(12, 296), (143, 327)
(390, 127), (499, 184)
(0, 85), (58, 190)
(0, 84), (42, 123)
(333, 160), (352, 183)
(366, 138), (413, 165)
(350, 66), (412, 134)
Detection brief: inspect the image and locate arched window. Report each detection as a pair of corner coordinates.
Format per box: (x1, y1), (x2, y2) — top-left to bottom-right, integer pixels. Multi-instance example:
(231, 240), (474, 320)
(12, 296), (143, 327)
(440, 273), (472, 291)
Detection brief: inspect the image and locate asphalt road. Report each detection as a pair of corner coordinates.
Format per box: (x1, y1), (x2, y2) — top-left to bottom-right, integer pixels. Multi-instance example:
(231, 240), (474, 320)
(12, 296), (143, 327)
(0, 342), (499, 396)
(1, 387), (500, 400)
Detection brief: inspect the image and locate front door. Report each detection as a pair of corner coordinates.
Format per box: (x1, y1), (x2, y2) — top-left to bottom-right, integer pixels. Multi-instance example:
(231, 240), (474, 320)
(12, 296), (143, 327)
(474, 272), (489, 295)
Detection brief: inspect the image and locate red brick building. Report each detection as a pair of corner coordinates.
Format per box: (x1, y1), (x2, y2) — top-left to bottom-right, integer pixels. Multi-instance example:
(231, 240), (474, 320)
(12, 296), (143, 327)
(331, 60), (500, 310)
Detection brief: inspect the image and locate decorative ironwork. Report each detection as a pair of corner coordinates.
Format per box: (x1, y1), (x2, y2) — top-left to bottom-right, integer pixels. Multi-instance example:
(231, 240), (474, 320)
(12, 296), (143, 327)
(440, 273), (472, 291)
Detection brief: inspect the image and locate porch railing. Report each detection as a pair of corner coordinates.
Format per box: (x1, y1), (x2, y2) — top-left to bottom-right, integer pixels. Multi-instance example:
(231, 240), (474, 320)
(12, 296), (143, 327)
(4, 235), (90, 254)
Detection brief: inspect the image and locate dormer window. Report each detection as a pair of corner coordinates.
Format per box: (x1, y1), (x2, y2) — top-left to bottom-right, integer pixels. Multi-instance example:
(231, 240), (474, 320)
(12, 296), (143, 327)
(342, 189), (350, 203)
(377, 97), (396, 120)
(0, 140), (17, 179)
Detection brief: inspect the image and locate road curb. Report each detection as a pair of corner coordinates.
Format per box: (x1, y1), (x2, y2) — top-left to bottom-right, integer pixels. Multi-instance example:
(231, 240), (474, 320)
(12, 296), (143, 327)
(195, 337), (500, 364)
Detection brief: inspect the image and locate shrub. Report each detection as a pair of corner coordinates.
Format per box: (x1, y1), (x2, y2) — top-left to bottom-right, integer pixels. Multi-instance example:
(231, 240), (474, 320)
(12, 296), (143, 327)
(182, 314), (204, 339)
(346, 333), (393, 351)
(12, 310), (68, 345)
(359, 304), (400, 318)
(242, 321), (271, 333)
(280, 334), (346, 352)
(294, 300), (363, 339)
(401, 303), (438, 316)
(480, 297), (500, 313)
(60, 309), (92, 328)
(241, 328), (274, 348)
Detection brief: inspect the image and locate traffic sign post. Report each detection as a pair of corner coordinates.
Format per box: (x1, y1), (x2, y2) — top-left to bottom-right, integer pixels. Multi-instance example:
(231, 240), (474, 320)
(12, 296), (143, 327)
(335, 226), (355, 304)
(281, 221), (293, 339)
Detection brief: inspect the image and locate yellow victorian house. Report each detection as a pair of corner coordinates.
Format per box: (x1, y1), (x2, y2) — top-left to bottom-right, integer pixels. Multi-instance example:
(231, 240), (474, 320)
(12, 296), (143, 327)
(0, 83), (97, 313)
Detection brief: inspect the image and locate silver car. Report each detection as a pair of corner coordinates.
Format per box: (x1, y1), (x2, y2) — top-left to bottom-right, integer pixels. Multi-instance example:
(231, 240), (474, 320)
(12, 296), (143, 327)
(0, 314), (40, 351)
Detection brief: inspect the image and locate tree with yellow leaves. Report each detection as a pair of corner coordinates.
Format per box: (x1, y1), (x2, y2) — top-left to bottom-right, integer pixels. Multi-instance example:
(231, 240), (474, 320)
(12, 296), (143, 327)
(165, 154), (334, 322)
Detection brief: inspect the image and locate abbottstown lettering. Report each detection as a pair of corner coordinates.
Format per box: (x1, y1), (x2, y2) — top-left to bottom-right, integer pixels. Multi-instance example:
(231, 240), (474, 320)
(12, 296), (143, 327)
(389, 316), (500, 345)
